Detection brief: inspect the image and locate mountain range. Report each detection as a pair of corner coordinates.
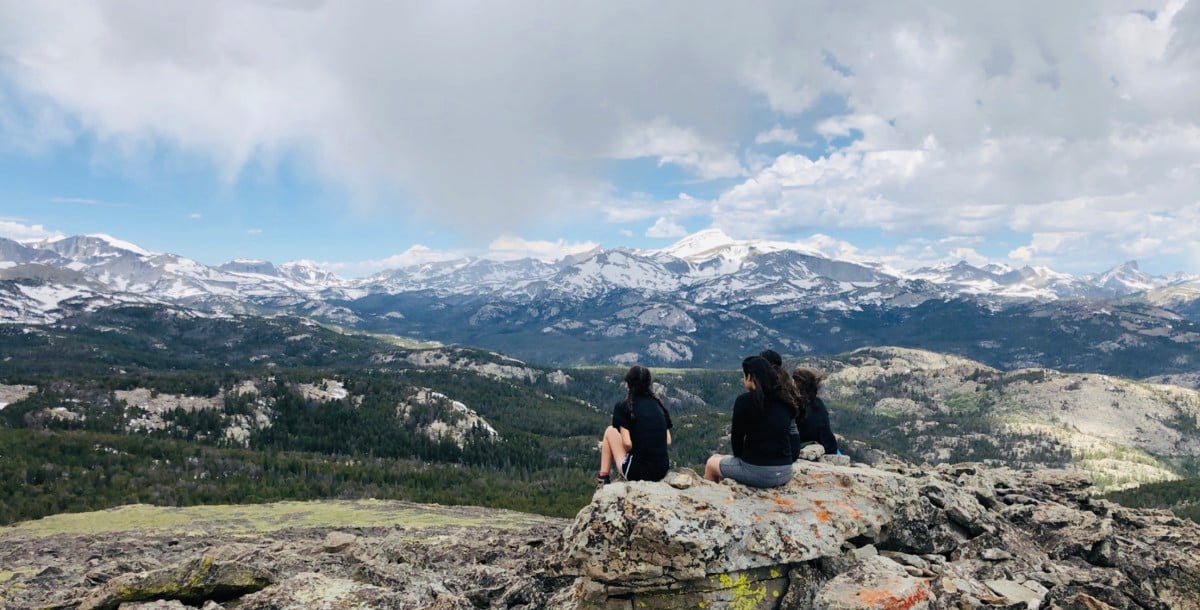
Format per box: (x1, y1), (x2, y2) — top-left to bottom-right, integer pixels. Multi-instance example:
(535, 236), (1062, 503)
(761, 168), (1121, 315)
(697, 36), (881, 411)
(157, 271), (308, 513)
(3, 229), (1200, 372)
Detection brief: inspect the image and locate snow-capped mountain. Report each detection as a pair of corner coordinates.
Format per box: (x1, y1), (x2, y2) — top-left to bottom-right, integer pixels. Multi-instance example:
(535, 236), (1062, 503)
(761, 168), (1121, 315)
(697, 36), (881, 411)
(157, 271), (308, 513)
(3, 230), (1200, 368)
(1088, 260), (1166, 294)
(0, 235), (363, 323)
(908, 259), (1144, 300)
(1, 231), (1192, 322)
(367, 257), (558, 296)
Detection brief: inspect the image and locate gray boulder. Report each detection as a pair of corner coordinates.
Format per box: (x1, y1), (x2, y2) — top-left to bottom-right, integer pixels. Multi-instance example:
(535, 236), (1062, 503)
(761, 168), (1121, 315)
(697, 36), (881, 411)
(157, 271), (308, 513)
(559, 461), (1200, 609)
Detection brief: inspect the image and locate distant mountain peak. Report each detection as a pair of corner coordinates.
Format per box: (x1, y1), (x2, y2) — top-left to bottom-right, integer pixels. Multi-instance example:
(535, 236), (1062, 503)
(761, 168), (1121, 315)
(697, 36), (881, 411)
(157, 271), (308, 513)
(659, 229), (737, 260)
(1091, 259), (1162, 294)
(219, 259), (279, 276)
(83, 234), (154, 256)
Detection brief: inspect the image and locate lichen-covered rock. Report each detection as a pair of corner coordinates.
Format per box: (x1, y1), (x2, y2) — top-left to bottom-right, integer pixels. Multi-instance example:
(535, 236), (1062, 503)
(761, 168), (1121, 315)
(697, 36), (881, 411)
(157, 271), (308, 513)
(560, 461), (1200, 609)
(77, 555), (272, 610)
(812, 556), (933, 610)
(562, 464), (895, 585)
(322, 531), (358, 553)
(232, 572), (400, 609)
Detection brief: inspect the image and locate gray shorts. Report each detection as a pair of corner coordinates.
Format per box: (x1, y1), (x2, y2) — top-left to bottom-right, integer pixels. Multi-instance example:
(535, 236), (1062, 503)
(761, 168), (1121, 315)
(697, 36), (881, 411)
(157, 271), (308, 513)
(719, 456), (792, 488)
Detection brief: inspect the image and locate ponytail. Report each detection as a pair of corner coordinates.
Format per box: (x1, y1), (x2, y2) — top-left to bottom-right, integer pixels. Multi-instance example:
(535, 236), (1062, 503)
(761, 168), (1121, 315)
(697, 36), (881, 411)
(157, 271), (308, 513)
(624, 365), (670, 424)
(758, 350), (801, 419)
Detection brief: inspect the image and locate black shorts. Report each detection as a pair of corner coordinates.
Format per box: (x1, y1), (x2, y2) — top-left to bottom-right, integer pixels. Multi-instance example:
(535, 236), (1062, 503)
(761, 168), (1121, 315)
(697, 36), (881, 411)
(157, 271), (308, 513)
(620, 455), (667, 482)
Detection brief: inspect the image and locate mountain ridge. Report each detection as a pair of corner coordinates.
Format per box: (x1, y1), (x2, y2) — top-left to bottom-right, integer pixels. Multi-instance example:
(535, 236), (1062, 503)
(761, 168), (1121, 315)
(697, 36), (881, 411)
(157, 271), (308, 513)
(4, 231), (1200, 369)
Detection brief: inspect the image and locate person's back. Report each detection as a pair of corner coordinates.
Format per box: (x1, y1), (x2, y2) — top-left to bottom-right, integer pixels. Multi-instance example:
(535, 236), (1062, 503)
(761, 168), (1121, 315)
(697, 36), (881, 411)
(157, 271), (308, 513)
(621, 395), (671, 478)
(596, 365), (673, 485)
(731, 391), (793, 466)
(797, 396), (837, 455)
(704, 355), (796, 488)
(792, 367), (838, 455)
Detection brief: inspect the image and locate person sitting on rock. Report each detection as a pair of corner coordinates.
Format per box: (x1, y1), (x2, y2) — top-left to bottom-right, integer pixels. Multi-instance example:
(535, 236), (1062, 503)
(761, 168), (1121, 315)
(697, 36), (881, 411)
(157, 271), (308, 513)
(792, 366), (838, 456)
(596, 365), (673, 485)
(759, 348), (806, 461)
(704, 356), (797, 487)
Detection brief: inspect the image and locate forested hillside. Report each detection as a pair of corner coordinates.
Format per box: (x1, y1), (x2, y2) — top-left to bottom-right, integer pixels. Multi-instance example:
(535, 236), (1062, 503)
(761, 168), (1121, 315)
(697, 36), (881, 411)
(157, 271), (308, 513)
(2, 306), (1198, 526)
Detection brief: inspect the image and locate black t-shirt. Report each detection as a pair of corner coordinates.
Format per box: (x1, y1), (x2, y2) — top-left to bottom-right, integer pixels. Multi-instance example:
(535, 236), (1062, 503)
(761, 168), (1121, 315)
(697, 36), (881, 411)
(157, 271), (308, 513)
(731, 391), (794, 466)
(611, 395), (672, 470)
(797, 397), (838, 455)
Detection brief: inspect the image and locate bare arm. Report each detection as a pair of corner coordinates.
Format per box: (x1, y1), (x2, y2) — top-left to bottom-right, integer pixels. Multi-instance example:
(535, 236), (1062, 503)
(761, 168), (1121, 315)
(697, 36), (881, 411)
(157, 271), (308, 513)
(620, 427), (633, 451)
(666, 430), (672, 446)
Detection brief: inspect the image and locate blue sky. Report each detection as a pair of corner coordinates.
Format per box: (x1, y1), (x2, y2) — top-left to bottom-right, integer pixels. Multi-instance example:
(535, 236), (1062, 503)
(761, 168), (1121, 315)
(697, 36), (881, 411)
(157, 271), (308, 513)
(1, 2), (1199, 277)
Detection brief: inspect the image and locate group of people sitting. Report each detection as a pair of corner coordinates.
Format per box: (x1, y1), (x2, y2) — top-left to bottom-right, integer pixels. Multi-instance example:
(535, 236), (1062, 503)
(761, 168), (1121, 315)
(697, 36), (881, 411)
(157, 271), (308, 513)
(595, 349), (838, 488)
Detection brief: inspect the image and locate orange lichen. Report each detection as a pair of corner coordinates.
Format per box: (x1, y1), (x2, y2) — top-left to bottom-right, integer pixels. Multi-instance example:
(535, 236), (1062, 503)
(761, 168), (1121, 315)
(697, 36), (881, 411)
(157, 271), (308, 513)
(772, 498), (795, 507)
(826, 499), (863, 520)
(853, 582), (931, 610)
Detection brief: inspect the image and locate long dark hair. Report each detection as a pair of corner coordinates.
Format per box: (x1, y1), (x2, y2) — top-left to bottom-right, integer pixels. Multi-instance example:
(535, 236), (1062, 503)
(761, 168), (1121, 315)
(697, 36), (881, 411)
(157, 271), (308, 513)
(742, 355), (792, 415)
(624, 365), (669, 423)
(791, 367), (823, 414)
(759, 349), (802, 419)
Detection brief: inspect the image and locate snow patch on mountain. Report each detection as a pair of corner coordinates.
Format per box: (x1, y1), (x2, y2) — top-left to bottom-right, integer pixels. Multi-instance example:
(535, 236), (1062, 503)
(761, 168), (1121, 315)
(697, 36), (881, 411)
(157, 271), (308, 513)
(657, 228), (738, 260)
(82, 234), (155, 256)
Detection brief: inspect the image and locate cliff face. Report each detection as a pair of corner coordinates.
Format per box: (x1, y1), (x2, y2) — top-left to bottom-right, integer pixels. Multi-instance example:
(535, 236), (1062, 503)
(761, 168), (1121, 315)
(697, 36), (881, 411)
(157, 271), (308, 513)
(3, 458), (1199, 609)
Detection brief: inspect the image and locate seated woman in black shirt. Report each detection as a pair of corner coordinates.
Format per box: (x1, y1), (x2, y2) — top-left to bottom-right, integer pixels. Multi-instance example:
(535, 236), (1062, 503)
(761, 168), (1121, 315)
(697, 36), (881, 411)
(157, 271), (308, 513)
(597, 365), (673, 485)
(704, 356), (797, 488)
(792, 367), (838, 455)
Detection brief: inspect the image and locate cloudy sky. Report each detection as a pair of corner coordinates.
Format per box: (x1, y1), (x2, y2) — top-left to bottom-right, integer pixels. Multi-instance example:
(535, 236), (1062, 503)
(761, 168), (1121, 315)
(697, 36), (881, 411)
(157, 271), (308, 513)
(1, 1), (1198, 276)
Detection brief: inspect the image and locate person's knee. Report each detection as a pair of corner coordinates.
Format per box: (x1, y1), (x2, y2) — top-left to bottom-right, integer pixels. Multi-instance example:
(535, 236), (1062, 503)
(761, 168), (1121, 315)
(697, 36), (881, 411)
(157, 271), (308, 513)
(705, 455), (723, 478)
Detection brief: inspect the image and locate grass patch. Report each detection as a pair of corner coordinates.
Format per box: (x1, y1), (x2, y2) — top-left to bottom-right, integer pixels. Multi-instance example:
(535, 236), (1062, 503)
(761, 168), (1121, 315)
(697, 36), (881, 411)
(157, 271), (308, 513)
(320, 324), (442, 349)
(0, 499), (561, 540)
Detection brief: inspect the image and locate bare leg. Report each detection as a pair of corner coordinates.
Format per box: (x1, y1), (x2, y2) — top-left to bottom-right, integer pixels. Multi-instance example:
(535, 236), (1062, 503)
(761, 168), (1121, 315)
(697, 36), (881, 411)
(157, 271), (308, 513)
(704, 454), (724, 482)
(599, 426), (628, 475)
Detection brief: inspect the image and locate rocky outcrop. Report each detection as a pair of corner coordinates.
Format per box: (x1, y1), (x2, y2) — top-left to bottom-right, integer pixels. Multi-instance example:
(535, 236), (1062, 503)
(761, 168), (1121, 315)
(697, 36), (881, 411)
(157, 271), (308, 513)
(3, 460), (1199, 609)
(0, 500), (571, 610)
(78, 556), (272, 610)
(561, 459), (1200, 609)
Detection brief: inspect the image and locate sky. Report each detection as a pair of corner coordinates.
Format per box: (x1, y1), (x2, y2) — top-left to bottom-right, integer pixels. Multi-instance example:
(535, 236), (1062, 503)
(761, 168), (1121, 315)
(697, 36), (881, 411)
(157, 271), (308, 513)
(0, 1), (1199, 277)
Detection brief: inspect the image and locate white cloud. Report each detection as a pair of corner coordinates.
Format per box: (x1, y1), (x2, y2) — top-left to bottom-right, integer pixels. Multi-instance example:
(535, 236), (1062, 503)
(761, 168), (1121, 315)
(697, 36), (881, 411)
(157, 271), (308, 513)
(375, 244), (463, 268)
(645, 217), (687, 239)
(614, 117), (744, 180)
(1, 3), (1199, 272)
(188, 213), (202, 220)
(246, 228), (263, 235)
(598, 192), (708, 224)
(326, 244), (465, 277)
(0, 219), (62, 242)
(754, 126), (800, 146)
(1008, 232), (1089, 264)
(618, 229), (633, 237)
(485, 235), (598, 262)
(49, 196), (98, 205)
(792, 233), (864, 261)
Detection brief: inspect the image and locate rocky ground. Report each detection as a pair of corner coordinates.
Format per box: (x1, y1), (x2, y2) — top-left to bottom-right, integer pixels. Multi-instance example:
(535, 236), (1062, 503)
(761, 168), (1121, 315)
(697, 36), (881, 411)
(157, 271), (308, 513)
(0, 500), (573, 609)
(3, 453), (1200, 609)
